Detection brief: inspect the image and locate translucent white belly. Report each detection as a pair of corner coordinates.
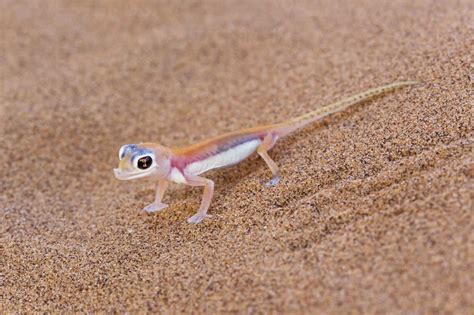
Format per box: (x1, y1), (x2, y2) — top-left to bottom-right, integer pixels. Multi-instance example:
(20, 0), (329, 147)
(168, 167), (187, 184)
(185, 139), (261, 175)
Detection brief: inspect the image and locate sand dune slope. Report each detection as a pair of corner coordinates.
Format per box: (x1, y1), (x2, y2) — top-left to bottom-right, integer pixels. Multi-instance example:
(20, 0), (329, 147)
(1, 0), (472, 313)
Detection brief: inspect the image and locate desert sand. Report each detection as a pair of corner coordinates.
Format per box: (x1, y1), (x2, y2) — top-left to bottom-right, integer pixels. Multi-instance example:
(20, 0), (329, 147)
(1, 0), (473, 313)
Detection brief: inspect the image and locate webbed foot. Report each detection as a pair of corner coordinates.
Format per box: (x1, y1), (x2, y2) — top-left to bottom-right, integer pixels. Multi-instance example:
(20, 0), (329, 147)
(265, 176), (280, 187)
(187, 213), (212, 224)
(144, 202), (168, 213)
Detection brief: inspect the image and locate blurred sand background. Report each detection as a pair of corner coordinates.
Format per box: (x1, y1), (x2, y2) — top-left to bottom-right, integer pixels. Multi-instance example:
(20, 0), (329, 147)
(1, 0), (473, 313)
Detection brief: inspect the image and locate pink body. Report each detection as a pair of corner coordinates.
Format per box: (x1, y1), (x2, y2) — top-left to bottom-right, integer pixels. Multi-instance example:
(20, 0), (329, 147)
(167, 127), (275, 183)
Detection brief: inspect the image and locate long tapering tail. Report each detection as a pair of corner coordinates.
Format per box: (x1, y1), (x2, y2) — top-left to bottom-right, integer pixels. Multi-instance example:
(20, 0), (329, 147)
(274, 81), (417, 137)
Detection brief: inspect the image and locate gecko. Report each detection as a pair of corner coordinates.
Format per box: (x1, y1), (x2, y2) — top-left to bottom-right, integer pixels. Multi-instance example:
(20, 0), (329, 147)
(114, 81), (416, 224)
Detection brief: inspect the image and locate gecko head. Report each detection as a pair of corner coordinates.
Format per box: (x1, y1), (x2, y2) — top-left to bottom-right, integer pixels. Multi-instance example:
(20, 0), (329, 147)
(114, 143), (170, 180)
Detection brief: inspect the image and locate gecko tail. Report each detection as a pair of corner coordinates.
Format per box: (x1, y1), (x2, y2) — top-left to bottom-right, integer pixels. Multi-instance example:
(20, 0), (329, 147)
(273, 81), (418, 137)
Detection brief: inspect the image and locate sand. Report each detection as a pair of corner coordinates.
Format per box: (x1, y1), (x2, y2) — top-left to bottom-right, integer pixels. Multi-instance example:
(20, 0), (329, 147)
(1, 0), (473, 313)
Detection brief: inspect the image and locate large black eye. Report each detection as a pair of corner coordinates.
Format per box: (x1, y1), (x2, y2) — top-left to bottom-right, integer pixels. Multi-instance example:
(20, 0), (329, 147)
(137, 156), (153, 169)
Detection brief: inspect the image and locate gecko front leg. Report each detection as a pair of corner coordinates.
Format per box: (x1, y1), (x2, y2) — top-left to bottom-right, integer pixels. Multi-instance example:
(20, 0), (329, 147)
(144, 180), (169, 212)
(183, 174), (214, 224)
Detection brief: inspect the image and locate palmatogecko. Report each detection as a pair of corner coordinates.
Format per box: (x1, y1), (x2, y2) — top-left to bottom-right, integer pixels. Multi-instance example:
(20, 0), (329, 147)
(114, 81), (416, 223)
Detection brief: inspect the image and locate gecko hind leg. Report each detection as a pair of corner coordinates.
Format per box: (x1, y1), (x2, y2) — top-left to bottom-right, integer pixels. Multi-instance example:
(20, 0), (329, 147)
(257, 134), (280, 187)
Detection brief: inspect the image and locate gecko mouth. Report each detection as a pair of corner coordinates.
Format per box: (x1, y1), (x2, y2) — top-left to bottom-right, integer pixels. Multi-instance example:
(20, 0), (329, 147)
(114, 167), (156, 180)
